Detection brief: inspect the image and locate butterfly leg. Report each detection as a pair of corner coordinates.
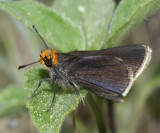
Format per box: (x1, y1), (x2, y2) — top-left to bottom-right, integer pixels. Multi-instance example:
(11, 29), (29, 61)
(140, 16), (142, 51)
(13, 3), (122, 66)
(27, 78), (54, 100)
(70, 81), (85, 105)
(106, 95), (124, 102)
(94, 90), (124, 102)
(102, 93), (124, 102)
(46, 83), (56, 112)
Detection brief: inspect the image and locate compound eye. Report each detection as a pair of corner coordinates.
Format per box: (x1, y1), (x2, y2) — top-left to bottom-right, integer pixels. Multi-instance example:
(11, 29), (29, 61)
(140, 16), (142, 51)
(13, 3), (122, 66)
(45, 59), (52, 67)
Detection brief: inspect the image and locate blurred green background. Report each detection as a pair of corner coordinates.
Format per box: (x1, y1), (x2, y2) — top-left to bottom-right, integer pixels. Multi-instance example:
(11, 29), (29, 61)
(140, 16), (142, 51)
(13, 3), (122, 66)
(0, 0), (160, 133)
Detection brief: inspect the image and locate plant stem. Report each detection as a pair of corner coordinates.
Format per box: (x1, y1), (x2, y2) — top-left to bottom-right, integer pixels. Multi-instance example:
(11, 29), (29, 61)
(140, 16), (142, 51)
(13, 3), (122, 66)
(72, 110), (77, 133)
(88, 94), (107, 133)
(107, 100), (116, 133)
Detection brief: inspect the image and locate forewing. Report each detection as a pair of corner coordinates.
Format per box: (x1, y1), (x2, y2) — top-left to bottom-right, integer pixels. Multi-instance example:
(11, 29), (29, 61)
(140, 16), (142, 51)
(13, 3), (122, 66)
(59, 44), (151, 98)
(91, 44), (151, 80)
(95, 44), (152, 96)
(68, 55), (131, 98)
(68, 44), (151, 79)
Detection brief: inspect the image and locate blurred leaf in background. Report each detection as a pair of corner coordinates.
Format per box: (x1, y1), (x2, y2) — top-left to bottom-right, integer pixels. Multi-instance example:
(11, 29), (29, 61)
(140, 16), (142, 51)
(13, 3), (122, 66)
(54, 0), (115, 50)
(0, 86), (27, 118)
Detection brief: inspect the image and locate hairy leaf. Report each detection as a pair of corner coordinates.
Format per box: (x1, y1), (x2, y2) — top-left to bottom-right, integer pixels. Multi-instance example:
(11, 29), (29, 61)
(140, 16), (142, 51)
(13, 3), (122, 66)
(24, 68), (86, 133)
(106, 0), (160, 47)
(0, 1), (84, 52)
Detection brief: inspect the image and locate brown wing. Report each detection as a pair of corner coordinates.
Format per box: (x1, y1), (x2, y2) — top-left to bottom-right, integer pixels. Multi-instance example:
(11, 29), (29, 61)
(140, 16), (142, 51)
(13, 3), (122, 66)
(58, 44), (151, 98)
(68, 55), (131, 96)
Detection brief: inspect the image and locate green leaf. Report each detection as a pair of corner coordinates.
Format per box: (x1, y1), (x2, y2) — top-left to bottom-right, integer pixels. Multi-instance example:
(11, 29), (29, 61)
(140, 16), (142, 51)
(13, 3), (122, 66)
(0, 86), (27, 117)
(54, 0), (115, 50)
(24, 68), (86, 133)
(106, 0), (160, 47)
(0, 0), (84, 52)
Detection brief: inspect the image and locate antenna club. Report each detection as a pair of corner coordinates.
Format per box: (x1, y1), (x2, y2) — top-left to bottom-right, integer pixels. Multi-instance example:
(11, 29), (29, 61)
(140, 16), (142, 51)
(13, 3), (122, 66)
(32, 25), (38, 32)
(32, 25), (35, 29)
(18, 60), (39, 70)
(18, 66), (23, 70)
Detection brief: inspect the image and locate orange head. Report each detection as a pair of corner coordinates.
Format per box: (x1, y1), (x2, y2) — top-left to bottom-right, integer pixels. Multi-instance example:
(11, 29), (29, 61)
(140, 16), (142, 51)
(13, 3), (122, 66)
(18, 25), (59, 70)
(39, 49), (58, 69)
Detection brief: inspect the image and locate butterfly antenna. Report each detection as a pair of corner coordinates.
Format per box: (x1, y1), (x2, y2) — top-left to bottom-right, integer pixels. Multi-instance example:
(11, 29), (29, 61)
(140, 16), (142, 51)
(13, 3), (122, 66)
(18, 60), (39, 70)
(32, 25), (48, 49)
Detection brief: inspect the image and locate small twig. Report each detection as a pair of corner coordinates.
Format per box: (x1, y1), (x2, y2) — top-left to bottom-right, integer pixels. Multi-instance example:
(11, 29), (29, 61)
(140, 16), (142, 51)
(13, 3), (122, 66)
(88, 94), (107, 133)
(102, 0), (121, 49)
(107, 100), (116, 133)
(72, 110), (77, 133)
